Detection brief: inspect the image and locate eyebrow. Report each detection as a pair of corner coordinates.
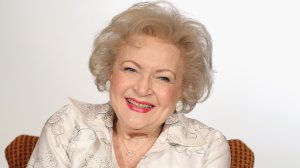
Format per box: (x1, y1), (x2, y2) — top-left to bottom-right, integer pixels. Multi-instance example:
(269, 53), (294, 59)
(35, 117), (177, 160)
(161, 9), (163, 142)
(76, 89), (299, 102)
(121, 60), (142, 69)
(121, 60), (177, 80)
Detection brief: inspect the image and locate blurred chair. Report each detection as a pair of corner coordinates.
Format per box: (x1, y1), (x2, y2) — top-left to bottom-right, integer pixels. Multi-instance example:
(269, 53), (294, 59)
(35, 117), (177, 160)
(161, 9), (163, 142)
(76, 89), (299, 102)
(5, 135), (254, 168)
(5, 135), (38, 168)
(228, 139), (255, 168)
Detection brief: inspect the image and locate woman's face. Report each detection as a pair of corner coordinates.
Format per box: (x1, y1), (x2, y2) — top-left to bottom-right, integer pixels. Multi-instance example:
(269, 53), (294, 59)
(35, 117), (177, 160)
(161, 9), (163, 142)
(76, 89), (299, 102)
(109, 35), (183, 132)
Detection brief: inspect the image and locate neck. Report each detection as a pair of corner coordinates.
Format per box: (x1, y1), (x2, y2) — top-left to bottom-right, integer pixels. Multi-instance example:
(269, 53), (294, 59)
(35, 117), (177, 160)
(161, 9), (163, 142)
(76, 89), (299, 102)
(114, 120), (162, 140)
(112, 120), (162, 167)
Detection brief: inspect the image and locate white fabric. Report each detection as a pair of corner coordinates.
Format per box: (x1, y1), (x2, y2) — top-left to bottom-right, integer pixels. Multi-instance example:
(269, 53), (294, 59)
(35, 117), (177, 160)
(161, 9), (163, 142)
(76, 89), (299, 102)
(27, 98), (230, 168)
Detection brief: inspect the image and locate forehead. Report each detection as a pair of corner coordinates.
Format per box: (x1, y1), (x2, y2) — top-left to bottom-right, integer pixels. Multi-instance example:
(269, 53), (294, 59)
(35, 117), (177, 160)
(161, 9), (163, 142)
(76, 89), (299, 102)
(117, 35), (182, 70)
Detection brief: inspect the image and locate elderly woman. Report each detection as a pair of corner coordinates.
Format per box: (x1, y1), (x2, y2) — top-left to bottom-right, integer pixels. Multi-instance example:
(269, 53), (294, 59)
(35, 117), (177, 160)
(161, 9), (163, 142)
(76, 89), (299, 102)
(27, 1), (230, 168)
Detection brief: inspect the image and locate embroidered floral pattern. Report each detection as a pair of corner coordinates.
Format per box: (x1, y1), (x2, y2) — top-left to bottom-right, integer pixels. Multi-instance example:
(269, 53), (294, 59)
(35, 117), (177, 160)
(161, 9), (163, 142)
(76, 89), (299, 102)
(27, 99), (230, 168)
(30, 151), (58, 168)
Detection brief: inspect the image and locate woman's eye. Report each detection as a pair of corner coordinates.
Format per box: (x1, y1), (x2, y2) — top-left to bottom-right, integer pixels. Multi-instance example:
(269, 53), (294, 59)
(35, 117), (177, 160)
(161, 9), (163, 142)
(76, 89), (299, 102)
(158, 76), (170, 82)
(124, 67), (136, 72)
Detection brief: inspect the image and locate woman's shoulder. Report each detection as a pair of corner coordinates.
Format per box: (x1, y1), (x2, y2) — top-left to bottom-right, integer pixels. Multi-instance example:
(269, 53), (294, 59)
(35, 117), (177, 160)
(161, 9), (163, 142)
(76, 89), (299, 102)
(45, 98), (112, 133)
(187, 115), (227, 138)
(38, 99), (112, 143)
(171, 114), (227, 147)
(183, 116), (231, 166)
(68, 98), (111, 119)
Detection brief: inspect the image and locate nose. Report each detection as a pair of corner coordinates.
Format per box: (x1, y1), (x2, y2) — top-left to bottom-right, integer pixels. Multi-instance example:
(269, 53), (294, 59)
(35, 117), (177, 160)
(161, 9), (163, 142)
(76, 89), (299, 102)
(133, 75), (153, 97)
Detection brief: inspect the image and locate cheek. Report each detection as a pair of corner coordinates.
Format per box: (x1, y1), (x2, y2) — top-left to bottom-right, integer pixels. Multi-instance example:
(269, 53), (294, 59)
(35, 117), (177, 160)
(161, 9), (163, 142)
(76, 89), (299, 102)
(110, 73), (127, 94)
(110, 72), (138, 96)
(157, 87), (179, 105)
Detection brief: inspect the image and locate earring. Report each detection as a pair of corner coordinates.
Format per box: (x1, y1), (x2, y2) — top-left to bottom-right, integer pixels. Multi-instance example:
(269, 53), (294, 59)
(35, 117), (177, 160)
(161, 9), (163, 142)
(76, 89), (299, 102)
(105, 80), (110, 91)
(183, 104), (191, 112)
(176, 101), (183, 112)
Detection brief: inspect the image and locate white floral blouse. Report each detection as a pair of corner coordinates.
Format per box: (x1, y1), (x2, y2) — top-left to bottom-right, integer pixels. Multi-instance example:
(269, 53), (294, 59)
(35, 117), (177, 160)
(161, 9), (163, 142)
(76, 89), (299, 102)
(27, 99), (231, 168)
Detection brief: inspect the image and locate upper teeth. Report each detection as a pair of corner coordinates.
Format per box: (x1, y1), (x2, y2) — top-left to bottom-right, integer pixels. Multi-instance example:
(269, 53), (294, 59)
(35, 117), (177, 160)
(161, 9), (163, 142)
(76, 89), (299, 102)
(127, 99), (153, 108)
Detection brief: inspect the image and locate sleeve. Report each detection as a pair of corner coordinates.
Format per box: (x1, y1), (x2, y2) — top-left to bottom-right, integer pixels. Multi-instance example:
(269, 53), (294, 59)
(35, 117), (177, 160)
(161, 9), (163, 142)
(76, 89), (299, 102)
(203, 131), (231, 168)
(26, 104), (76, 168)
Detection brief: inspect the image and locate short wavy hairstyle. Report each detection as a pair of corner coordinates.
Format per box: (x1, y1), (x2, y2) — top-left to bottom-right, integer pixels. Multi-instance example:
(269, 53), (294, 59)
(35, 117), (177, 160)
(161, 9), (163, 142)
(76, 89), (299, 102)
(89, 1), (213, 113)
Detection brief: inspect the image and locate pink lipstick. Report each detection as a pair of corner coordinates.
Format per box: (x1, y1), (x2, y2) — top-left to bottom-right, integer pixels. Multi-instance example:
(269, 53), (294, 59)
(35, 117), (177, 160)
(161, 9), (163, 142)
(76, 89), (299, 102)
(125, 97), (155, 113)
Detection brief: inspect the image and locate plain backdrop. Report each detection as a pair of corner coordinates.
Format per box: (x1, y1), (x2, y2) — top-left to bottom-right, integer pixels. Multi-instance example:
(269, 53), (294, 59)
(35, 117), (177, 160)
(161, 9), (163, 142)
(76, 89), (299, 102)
(1, 0), (299, 167)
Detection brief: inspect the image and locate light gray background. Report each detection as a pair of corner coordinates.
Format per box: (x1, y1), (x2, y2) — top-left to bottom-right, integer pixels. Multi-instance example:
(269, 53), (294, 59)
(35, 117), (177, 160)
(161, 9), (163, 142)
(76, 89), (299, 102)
(1, 0), (299, 167)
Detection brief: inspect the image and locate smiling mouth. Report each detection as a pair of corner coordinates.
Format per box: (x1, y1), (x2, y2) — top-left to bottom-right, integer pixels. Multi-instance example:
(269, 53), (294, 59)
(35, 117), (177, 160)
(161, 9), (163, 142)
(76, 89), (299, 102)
(126, 98), (155, 108)
(125, 98), (155, 113)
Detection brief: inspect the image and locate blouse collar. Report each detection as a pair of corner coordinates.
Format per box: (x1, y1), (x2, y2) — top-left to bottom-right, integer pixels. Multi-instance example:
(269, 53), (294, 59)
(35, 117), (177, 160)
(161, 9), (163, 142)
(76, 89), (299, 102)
(70, 98), (206, 147)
